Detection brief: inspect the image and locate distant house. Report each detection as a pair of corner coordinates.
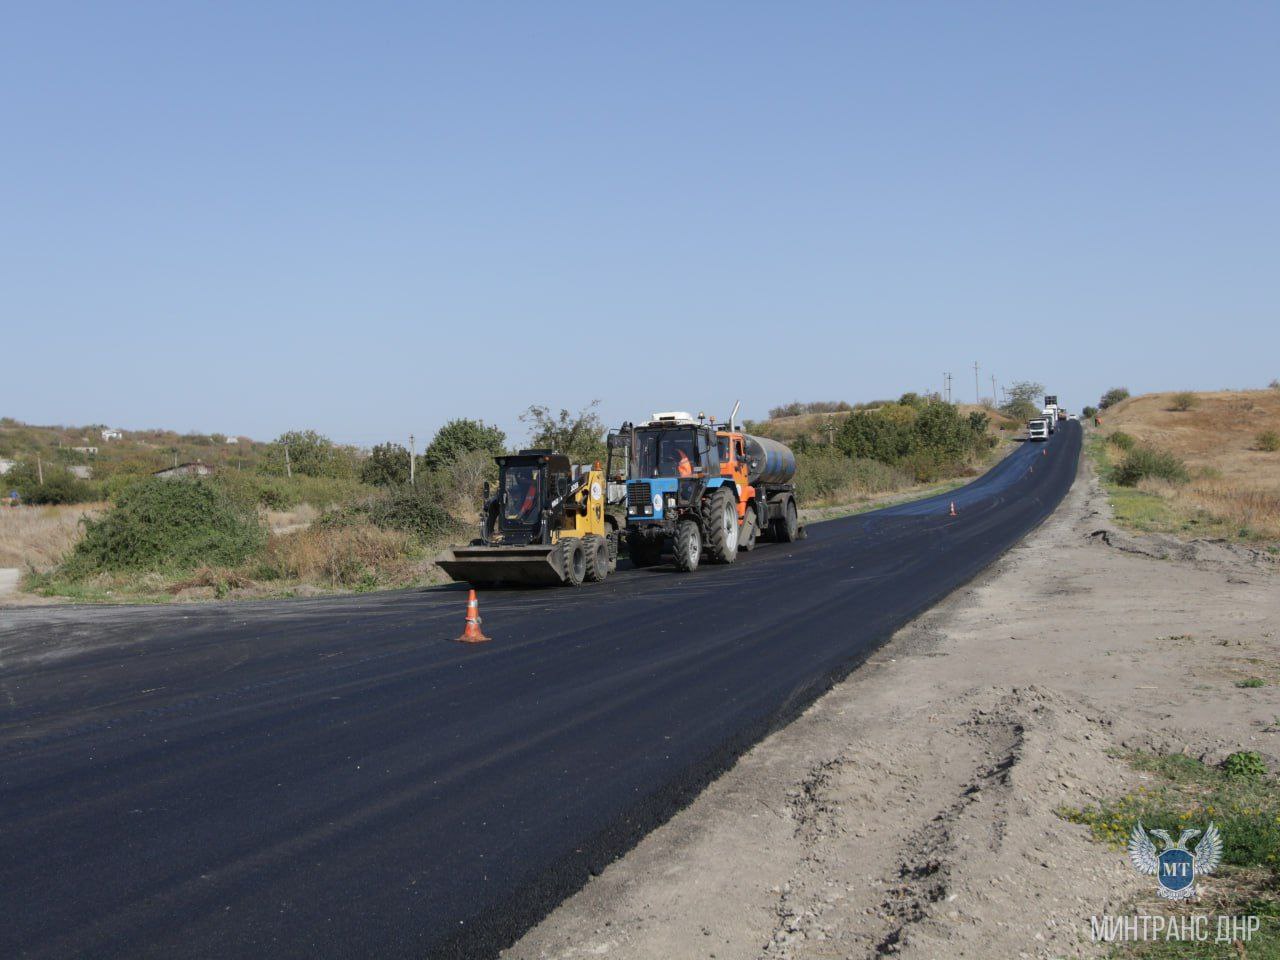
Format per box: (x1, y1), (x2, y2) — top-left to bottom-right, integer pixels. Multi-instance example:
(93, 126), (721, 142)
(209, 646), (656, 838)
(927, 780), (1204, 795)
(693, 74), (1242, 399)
(72, 446), (99, 456)
(0, 458), (14, 476)
(225, 435), (240, 444)
(153, 461), (215, 479)
(68, 465), (93, 480)
(101, 428), (123, 441)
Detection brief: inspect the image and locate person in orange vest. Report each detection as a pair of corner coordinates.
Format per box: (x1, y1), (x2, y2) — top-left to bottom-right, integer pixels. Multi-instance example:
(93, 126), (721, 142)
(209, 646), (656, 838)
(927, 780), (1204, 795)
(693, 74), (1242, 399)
(676, 448), (693, 477)
(518, 477), (539, 519)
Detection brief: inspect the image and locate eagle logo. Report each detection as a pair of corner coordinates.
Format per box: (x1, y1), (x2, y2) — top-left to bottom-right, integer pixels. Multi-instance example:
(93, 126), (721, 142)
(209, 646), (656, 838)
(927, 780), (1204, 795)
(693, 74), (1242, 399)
(1128, 822), (1223, 900)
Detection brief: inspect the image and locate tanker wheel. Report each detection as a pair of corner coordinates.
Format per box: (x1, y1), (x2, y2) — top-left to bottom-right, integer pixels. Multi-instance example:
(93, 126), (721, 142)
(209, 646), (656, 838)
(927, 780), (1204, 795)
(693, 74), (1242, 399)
(772, 498), (799, 543)
(559, 538), (586, 586)
(672, 519), (702, 572)
(628, 532), (661, 568)
(703, 488), (739, 564)
(583, 535), (610, 583)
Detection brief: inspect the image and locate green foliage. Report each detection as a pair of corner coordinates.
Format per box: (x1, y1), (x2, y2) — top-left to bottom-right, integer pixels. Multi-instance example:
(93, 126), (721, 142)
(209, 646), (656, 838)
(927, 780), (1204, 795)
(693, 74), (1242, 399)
(898, 392), (926, 410)
(423, 419), (506, 471)
(836, 409), (916, 462)
(320, 486), (462, 543)
(794, 449), (905, 503)
(999, 398), (1040, 422)
(3, 460), (98, 504)
(1099, 387), (1130, 409)
(519, 402), (606, 463)
(1170, 391), (1197, 412)
(61, 478), (265, 576)
(767, 400), (852, 418)
(1060, 752), (1280, 871)
(1107, 431), (1136, 451)
(1236, 678), (1266, 689)
(967, 410), (991, 436)
(1224, 751), (1268, 778)
(1000, 381), (1045, 422)
(1113, 445), (1190, 486)
(360, 442), (412, 487)
(1257, 430), (1280, 453)
(260, 430), (358, 479)
(213, 471), (372, 510)
(1081, 405), (1097, 419)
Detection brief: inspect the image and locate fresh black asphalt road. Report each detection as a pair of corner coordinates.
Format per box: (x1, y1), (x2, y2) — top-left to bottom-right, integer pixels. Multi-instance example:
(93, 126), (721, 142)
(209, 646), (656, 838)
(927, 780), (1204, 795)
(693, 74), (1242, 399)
(0, 423), (1080, 959)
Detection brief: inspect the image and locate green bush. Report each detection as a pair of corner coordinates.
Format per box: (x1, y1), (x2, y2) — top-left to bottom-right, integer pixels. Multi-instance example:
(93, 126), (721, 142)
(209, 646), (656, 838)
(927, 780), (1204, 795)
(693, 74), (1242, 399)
(1107, 431), (1136, 451)
(1081, 405), (1097, 419)
(3, 460), (99, 504)
(1112, 446), (1190, 486)
(1257, 430), (1280, 453)
(1099, 387), (1130, 410)
(61, 478), (265, 576)
(1223, 751), (1268, 779)
(319, 486), (462, 543)
(424, 419), (507, 471)
(1170, 391), (1197, 412)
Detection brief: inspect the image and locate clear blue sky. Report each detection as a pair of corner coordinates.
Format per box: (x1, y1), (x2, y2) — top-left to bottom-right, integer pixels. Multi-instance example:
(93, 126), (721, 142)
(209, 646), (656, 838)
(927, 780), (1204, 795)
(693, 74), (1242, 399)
(3, 2), (1277, 447)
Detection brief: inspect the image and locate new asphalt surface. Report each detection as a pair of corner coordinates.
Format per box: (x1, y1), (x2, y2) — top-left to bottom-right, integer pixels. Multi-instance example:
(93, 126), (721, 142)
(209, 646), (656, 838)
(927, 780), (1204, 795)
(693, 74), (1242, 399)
(0, 423), (1080, 959)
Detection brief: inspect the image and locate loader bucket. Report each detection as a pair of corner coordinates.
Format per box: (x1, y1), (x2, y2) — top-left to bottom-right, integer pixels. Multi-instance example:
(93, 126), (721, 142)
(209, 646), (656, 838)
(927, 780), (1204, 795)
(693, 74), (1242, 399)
(434, 544), (566, 586)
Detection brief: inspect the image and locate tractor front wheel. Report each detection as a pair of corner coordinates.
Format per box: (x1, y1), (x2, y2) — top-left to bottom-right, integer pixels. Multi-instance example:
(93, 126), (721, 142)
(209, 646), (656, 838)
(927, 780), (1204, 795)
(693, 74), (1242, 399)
(673, 519), (702, 572)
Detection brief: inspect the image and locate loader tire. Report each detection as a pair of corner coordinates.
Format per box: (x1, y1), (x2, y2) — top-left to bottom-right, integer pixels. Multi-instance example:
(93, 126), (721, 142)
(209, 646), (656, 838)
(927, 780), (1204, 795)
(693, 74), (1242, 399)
(772, 498), (799, 543)
(605, 530), (619, 574)
(672, 519), (702, 572)
(559, 538), (586, 586)
(628, 532), (662, 568)
(703, 487), (739, 564)
(583, 535), (609, 583)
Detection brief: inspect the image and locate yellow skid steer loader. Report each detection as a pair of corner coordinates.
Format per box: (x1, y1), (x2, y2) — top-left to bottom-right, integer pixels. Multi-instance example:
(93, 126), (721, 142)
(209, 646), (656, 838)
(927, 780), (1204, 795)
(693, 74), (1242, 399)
(435, 450), (619, 586)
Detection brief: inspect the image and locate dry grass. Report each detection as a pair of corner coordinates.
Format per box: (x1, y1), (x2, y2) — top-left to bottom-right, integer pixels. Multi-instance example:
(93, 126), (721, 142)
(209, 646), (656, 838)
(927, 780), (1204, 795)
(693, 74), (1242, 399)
(756, 402), (1020, 446)
(0, 503), (105, 571)
(1101, 390), (1280, 540)
(262, 522), (416, 588)
(264, 503), (319, 534)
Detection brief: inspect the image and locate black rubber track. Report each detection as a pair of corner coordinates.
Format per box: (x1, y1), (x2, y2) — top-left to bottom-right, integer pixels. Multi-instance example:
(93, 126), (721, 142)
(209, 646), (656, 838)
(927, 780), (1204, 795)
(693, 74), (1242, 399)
(0, 424), (1080, 960)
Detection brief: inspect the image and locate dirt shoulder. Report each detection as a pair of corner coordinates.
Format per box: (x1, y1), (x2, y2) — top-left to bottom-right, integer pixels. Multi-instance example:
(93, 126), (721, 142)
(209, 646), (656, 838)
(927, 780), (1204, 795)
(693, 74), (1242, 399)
(509, 444), (1280, 958)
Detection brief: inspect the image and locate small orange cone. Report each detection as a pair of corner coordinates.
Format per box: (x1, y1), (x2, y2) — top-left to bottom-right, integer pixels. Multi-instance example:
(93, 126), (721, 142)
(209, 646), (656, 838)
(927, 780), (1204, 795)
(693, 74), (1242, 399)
(949, 501), (957, 517)
(456, 589), (490, 644)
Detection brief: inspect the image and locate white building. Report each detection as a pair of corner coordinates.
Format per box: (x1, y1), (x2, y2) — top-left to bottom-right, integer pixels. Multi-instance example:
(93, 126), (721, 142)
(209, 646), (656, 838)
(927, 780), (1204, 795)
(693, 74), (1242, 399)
(101, 428), (123, 441)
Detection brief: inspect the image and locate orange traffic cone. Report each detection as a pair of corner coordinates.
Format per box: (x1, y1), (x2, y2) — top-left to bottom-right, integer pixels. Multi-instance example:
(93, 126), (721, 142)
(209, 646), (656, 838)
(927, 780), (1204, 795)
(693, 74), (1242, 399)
(456, 589), (490, 644)
(949, 501), (958, 517)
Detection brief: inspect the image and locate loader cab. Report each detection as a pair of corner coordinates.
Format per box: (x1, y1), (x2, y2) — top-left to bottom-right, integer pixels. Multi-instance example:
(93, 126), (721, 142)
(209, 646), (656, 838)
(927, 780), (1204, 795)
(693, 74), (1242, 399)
(492, 451), (572, 541)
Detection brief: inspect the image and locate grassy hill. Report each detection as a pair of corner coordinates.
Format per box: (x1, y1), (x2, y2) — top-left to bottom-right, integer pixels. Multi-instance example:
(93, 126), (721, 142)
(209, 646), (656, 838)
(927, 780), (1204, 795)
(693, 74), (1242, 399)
(1092, 388), (1280, 543)
(746, 402), (1021, 447)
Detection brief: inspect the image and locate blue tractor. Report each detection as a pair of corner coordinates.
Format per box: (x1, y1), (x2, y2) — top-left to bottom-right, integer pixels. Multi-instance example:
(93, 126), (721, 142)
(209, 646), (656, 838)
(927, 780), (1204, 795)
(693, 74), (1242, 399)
(613, 411), (800, 572)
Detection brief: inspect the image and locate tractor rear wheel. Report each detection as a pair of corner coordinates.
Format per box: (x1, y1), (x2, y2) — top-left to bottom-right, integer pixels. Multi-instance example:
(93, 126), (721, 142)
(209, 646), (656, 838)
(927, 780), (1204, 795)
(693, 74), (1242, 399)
(703, 487), (739, 564)
(560, 538), (586, 586)
(673, 519), (702, 572)
(628, 532), (661, 568)
(583, 535), (609, 582)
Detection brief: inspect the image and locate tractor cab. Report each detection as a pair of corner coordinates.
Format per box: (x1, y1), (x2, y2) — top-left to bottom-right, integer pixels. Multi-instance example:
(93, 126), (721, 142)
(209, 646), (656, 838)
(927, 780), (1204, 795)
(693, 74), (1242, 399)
(622, 413), (720, 522)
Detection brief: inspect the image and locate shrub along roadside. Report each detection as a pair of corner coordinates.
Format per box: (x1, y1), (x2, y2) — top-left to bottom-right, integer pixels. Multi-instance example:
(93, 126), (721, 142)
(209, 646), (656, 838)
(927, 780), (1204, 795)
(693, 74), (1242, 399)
(1112, 446), (1191, 487)
(58, 478), (265, 578)
(1059, 751), (1280, 958)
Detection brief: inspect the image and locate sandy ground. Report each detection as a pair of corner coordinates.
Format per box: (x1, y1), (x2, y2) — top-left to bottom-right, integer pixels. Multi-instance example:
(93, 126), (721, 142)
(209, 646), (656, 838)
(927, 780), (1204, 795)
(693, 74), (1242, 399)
(510, 449), (1280, 959)
(0, 568), (18, 599)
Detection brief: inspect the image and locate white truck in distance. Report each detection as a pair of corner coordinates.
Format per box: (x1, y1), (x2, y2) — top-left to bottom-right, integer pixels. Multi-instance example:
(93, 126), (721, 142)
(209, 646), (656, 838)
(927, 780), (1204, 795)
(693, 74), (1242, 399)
(1027, 418), (1050, 441)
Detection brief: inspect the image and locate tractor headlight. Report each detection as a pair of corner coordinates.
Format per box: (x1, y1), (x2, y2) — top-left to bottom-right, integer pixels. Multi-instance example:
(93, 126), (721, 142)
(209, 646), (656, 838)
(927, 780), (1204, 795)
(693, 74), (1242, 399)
(665, 494), (677, 512)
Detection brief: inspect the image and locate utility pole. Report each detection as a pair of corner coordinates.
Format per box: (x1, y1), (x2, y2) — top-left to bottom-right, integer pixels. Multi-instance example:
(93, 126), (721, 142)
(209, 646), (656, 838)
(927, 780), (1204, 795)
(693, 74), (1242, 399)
(973, 361), (981, 404)
(409, 434), (416, 487)
(991, 374), (997, 405)
(37, 455), (44, 486)
(284, 445), (292, 479)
